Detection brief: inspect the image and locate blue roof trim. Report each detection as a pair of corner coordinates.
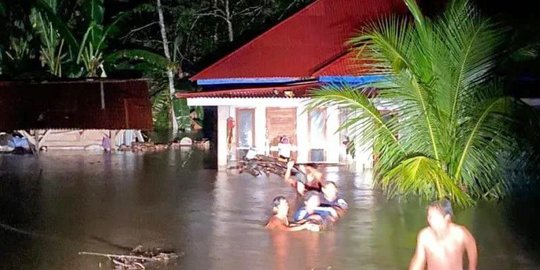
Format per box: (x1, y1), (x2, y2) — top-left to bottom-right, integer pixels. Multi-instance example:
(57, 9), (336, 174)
(318, 75), (388, 85)
(197, 77), (305, 86)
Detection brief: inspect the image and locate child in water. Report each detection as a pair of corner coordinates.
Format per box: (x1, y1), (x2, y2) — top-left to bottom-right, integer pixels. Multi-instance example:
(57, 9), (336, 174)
(320, 181), (348, 215)
(293, 191), (338, 224)
(266, 196), (320, 232)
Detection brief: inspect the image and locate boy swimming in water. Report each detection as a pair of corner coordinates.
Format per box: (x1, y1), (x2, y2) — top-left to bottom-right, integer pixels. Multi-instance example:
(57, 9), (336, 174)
(284, 161), (324, 195)
(266, 196), (320, 232)
(409, 199), (477, 270)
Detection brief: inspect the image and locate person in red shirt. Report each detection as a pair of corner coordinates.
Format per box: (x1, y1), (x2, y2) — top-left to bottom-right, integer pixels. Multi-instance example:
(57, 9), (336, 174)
(265, 196), (319, 232)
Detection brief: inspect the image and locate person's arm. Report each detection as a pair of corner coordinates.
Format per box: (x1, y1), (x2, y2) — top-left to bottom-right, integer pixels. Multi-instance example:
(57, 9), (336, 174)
(463, 227), (478, 270)
(409, 230), (427, 270)
(315, 206), (338, 218)
(286, 222), (319, 232)
(284, 161), (294, 183)
(296, 182), (305, 195)
(336, 198), (349, 210)
(313, 169), (324, 185)
(266, 216), (319, 232)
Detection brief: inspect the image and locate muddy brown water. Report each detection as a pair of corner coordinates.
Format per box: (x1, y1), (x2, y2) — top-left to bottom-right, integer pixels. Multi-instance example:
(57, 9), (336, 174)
(0, 150), (539, 269)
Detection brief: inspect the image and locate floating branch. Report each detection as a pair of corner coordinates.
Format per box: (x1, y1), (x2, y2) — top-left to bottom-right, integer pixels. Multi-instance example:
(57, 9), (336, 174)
(79, 245), (181, 270)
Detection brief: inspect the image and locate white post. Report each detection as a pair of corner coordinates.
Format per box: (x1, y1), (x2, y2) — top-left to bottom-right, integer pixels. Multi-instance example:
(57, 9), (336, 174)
(326, 105), (340, 164)
(296, 103), (309, 163)
(217, 106), (229, 170)
(254, 106), (266, 154)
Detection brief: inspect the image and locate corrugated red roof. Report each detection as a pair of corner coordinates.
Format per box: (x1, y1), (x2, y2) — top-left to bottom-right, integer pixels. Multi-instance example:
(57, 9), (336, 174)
(191, 0), (407, 80)
(175, 83), (319, 99)
(312, 51), (371, 76)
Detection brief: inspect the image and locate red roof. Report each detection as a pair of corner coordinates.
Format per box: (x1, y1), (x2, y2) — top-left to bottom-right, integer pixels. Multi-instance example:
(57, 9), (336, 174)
(312, 51), (372, 76)
(191, 0), (407, 80)
(175, 83), (318, 99)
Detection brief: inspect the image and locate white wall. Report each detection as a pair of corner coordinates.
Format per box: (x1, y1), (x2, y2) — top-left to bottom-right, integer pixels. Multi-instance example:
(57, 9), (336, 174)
(217, 105), (230, 170)
(326, 105), (340, 163)
(296, 103), (309, 163)
(254, 106), (266, 155)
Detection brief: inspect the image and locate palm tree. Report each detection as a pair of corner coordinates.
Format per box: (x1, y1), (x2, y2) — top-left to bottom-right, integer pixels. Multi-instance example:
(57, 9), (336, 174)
(308, 0), (522, 206)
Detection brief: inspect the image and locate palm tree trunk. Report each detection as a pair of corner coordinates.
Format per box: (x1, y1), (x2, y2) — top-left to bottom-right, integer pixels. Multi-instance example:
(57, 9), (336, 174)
(156, 0), (178, 132)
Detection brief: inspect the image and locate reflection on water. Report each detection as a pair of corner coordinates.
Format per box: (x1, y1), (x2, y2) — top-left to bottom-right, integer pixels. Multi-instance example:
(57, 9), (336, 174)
(0, 150), (539, 270)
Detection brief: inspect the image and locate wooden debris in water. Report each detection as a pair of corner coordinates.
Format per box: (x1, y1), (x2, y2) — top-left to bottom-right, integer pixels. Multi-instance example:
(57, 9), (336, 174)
(79, 245), (182, 269)
(237, 155), (289, 177)
(117, 139), (210, 153)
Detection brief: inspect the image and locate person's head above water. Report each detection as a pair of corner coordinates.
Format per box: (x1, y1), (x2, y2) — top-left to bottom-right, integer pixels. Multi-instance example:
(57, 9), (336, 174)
(272, 196), (289, 216)
(298, 163), (319, 183)
(427, 199), (453, 231)
(304, 191), (320, 212)
(304, 163), (318, 170)
(322, 181), (338, 200)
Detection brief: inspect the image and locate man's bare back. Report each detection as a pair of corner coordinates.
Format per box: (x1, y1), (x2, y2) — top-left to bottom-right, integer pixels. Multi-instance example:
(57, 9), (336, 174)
(409, 200), (477, 270)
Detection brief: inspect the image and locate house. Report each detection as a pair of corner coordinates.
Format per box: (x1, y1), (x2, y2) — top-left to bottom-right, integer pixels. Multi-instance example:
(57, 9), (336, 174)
(177, 0), (408, 170)
(0, 79), (153, 150)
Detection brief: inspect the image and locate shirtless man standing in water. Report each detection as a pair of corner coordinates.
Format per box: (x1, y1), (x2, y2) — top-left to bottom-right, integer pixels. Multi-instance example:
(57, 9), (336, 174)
(409, 200), (478, 270)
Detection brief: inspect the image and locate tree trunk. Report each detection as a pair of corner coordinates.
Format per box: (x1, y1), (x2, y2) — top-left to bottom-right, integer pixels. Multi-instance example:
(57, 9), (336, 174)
(224, 0), (234, 42)
(157, 0), (179, 132)
(226, 20), (234, 42)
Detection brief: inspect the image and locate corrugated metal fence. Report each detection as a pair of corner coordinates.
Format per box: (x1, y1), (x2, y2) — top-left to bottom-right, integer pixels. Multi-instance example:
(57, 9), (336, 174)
(0, 79), (153, 130)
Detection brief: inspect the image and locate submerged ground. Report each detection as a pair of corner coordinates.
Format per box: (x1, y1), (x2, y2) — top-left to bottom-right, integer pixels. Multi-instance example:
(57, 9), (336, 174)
(0, 150), (539, 269)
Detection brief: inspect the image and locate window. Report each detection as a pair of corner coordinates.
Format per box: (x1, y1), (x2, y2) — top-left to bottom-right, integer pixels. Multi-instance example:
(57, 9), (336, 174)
(236, 109), (255, 158)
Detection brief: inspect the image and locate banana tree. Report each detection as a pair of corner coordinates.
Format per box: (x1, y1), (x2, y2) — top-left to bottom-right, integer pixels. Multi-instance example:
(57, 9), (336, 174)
(30, 1), (66, 77)
(34, 0), (131, 77)
(308, 0), (525, 206)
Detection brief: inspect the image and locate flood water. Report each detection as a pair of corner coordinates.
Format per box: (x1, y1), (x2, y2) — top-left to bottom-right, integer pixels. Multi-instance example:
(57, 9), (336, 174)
(0, 150), (539, 270)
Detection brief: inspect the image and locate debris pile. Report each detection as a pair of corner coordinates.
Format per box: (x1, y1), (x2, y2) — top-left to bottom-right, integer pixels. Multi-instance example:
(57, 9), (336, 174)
(79, 245), (182, 270)
(238, 154), (289, 177)
(117, 138), (210, 153)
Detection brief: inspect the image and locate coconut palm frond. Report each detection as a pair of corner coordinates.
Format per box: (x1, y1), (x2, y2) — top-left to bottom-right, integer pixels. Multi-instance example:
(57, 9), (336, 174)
(454, 96), (516, 198)
(433, 1), (506, 125)
(307, 84), (405, 173)
(381, 155), (473, 207)
(350, 15), (413, 74)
